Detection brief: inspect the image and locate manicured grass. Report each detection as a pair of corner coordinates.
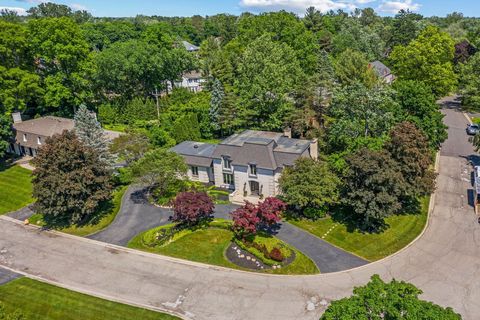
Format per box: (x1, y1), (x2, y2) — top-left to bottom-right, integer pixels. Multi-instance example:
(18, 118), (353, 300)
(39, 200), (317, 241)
(128, 220), (319, 275)
(288, 197), (429, 261)
(0, 277), (179, 320)
(0, 165), (33, 215)
(30, 186), (128, 237)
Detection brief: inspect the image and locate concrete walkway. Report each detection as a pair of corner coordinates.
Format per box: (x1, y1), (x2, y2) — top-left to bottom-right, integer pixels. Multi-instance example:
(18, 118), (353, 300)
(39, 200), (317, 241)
(89, 186), (367, 272)
(1, 98), (479, 319)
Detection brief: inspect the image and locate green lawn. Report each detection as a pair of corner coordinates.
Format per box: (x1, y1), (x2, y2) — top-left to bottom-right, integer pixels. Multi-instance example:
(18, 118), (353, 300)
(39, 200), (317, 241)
(0, 165), (33, 215)
(103, 123), (128, 133)
(0, 277), (179, 320)
(30, 186), (128, 237)
(288, 197), (429, 261)
(128, 220), (319, 275)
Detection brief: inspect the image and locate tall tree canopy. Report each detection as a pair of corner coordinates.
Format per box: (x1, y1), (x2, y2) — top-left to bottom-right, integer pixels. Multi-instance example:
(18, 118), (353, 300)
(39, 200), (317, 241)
(390, 26), (457, 97)
(236, 34), (303, 131)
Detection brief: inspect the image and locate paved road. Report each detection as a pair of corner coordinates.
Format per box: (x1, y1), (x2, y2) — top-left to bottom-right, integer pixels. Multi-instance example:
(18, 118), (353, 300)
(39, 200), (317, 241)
(1, 99), (479, 319)
(90, 186), (367, 272)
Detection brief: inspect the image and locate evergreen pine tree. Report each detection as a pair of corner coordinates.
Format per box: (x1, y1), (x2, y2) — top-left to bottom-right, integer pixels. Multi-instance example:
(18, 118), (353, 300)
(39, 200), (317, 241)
(209, 78), (224, 131)
(74, 104), (113, 166)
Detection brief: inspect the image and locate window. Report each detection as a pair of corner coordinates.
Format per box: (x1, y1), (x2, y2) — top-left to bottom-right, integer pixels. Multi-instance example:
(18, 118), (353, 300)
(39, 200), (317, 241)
(223, 173), (234, 185)
(37, 136), (42, 145)
(191, 166), (199, 177)
(223, 157), (232, 169)
(23, 134), (27, 142)
(249, 164), (257, 176)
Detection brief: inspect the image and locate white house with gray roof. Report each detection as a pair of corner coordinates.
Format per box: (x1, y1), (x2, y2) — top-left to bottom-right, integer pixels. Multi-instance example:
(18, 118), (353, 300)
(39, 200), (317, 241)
(171, 129), (318, 203)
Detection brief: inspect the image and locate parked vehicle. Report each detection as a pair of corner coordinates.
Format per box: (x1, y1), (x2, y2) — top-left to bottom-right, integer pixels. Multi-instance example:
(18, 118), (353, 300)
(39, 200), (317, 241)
(467, 124), (480, 135)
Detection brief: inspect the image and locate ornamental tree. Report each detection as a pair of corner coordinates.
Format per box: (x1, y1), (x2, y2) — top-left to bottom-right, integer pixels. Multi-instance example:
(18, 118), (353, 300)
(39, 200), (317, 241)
(32, 130), (112, 226)
(321, 275), (461, 320)
(231, 198), (286, 237)
(172, 191), (215, 225)
(257, 197), (286, 226)
(231, 202), (260, 237)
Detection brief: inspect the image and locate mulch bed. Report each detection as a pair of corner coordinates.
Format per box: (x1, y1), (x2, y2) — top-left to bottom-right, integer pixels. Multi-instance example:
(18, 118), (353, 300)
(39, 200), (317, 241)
(225, 242), (295, 271)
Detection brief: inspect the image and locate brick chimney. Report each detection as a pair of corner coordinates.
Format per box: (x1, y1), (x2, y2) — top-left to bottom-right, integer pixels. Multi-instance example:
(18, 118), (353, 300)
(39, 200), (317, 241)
(11, 112), (22, 123)
(310, 139), (318, 160)
(283, 127), (292, 138)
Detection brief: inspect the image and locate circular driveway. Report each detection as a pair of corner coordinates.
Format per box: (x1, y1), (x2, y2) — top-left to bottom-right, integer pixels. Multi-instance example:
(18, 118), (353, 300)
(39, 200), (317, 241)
(0, 101), (479, 320)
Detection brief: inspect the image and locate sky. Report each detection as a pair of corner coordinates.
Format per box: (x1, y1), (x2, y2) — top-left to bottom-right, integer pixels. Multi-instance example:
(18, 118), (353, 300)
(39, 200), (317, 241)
(0, 0), (478, 18)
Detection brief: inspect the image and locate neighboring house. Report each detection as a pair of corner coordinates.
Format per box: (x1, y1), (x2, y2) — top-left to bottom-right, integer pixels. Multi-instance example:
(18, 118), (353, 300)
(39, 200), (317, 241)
(174, 71), (206, 93)
(368, 61), (396, 84)
(8, 115), (75, 157)
(171, 129), (318, 204)
(181, 40), (200, 52)
(7, 113), (121, 157)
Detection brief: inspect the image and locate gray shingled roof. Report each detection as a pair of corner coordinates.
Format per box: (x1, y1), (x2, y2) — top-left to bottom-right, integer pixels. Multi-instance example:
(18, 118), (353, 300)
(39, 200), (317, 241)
(13, 116), (74, 137)
(369, 61), (391, 77)
(171, 141), (216, 167)
(171, 131), (312, 170)
(182, 40), (199, 52)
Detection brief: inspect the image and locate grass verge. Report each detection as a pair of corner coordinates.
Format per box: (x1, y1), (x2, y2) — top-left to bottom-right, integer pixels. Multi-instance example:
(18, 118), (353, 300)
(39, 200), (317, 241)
(0, 277), (179, 320)
(128, 220), (319, 275)
(288, 197), (429, 261)
(0, 165), (33, 215)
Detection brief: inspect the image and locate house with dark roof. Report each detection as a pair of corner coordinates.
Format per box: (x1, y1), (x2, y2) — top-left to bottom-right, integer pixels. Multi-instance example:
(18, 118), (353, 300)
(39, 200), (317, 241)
(7, 113), (121, 157)
(171, 128), (318, 203)
(368, 60), (396, 84)
(8, 115), (75, 157)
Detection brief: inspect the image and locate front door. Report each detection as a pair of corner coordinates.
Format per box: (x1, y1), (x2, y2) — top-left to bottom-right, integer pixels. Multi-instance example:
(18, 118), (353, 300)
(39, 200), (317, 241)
(249, 181), (260, 196)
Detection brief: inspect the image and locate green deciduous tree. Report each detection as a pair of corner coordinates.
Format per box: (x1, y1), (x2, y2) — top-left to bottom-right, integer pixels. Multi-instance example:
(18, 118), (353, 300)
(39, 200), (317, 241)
(28, 17), (91, 114)
(328, 83), (400, 151)
(0, 66), (43, 113)
(321, 274), (461, 320)
(0, 21), (30, 69)
(131, 148), (187, 196)
(387, 122), (436, 202)
(390, 26), (457, 97)
(333, 49), (377, 87)
(460, 52), (480, 110)
(394, 80), (448, 149)
(344, 148), (406, 229)
(389, 9), (423, 47)
(0, 114), (11, 159)
(94, 40), (165, 99)
(110, 131), (151, 165)
(236, 34), (303, 131)
(32, 130), (112, 226)
(279, 158), (340, 214)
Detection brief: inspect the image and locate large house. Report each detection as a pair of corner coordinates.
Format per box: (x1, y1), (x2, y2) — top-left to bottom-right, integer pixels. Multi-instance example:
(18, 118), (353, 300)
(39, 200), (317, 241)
(7, 113), (120, 157)
(368, 60), (396, 84)
(171, 129), (318, 203)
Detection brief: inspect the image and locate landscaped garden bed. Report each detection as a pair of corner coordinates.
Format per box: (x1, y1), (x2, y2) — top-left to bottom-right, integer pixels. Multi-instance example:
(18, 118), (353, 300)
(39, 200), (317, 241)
(128, 219), (318, 274)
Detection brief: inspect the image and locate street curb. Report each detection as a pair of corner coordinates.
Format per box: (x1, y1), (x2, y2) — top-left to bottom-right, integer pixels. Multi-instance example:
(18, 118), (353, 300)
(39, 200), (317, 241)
(463, 112), (473, 125)
(0, 263), (189, 320)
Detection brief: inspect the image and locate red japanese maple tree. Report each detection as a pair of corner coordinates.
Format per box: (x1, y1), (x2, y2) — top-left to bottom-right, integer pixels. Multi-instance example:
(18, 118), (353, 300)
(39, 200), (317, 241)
(231, 197), (286, 237)
(172, 191), (215, 225)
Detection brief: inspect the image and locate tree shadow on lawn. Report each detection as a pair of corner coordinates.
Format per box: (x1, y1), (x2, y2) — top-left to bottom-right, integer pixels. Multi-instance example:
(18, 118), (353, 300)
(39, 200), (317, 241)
(39, 200), (114, 230)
